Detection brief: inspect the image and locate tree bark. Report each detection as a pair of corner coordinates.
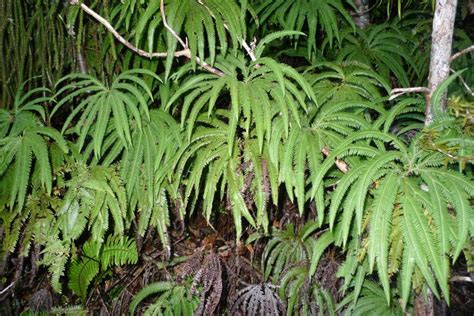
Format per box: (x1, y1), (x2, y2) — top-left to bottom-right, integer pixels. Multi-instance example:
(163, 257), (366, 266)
(414, 291), (435, 316)
(425, 0), (458, 125)
(353, 0), (370, 29)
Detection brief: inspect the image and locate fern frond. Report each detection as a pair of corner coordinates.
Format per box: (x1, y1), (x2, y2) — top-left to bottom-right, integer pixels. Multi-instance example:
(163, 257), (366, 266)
(367, 173), (400, 303)
(68, 242), (100, 299)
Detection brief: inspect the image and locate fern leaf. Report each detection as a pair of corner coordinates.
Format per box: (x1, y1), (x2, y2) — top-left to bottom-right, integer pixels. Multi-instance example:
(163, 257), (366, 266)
(368, 173), (399, 304)
(129, 282), (174, 315)
(309, 231), (334, 276)
(68, 255), (100, 299)
(101, 235), (138, 270)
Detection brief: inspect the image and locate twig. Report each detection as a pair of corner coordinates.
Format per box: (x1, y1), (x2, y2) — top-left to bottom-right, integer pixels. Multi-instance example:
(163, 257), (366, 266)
(70, 0), (225, 77)
(159, 0), (225, 77)
(196, 0), (260, 67)
(241, 40), (258, 63)
(69, 0), (188, 59)
(451, 68), (474, 97)
(321, 147), (349, 173)
(159, 0), (187, 49)
(0, 282), (14, 295)
(389, 87), (431, 101)
(451, 276), (474, 283)
(450, 45), (474, 62)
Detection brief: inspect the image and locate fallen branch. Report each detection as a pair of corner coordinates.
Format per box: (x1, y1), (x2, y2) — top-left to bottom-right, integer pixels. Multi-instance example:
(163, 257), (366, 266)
(450, 45), (474, 62)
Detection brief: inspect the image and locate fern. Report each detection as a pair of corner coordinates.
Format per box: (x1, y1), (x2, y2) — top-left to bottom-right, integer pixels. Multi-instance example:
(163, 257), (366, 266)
(167, 55), (316, 154)
(119, 0), (247, 77)
(325, 132), (473, 303)
(0, 83), (68, 212)
(58, 163), (128, 241)
(262, 221), (325, 280)
(130, 281), (199, 315)
(51, 69), (159, 159)
(304, 61), (391, 106)
(68, 235), (138, 299)
(331, 23), (418, 87)
(230, 283), (286, 315)
(338, 281), (404, 315)
(256, 0), (354, 58)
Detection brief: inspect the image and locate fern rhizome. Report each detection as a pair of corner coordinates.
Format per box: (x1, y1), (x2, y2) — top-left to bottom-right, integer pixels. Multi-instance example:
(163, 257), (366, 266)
(0, 0), (473, 314)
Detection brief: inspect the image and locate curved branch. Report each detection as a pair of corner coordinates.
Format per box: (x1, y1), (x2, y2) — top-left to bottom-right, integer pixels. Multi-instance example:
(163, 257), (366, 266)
(450, 45), (474, 62)
(70, 0), (225, 76)
(159, 0), (224, 77)
(389, 87), (431, 101)
(70, 0), (188, 58)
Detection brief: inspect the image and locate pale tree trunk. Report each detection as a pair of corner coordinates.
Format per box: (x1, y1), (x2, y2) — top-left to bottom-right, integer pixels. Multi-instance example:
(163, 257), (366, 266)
(425, 0), (458, 125)
(416, 1), (458, 313)
(353, 0), (370, 28)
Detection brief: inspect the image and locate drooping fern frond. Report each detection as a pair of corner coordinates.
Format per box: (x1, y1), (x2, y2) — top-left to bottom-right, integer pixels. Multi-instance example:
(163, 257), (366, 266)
(255, 0), (355, 58)
(304, 61), (391, 106)
(110, 0), (249, 78)
(57, 163), (128, 241)
(262, 221), (324, 280)
(51, 69), (160, 158)
(0, 83), (68, 212)
(331, 23), (418, 87)
(167, 54), (317, 154)
(338, 281), (404, 316)
(170, 111), (257, 240)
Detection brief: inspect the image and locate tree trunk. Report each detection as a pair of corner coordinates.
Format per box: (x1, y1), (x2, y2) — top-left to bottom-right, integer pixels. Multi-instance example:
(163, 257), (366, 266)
(414, 291), (435, 316)
(353, 0), (370, 29)
(425, 0), (458, 125)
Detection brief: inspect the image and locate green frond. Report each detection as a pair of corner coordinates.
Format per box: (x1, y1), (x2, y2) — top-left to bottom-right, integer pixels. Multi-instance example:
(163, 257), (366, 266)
(367, 173), (400, 303)
(101, 235), (138, 269)
(309, 230), (334, 276)
(129, 282), (174, 315)
(68, 243), (100, 299)
(257, 0), (354, 58)
(53, 70), (158, 157)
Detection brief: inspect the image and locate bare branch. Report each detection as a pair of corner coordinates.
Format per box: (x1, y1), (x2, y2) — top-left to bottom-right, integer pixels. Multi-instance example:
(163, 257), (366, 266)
(389, 87), (431, 101)
(450, 45), (474, 62)
(322, 147), (349, 173)
(70, 0), (189, 58)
